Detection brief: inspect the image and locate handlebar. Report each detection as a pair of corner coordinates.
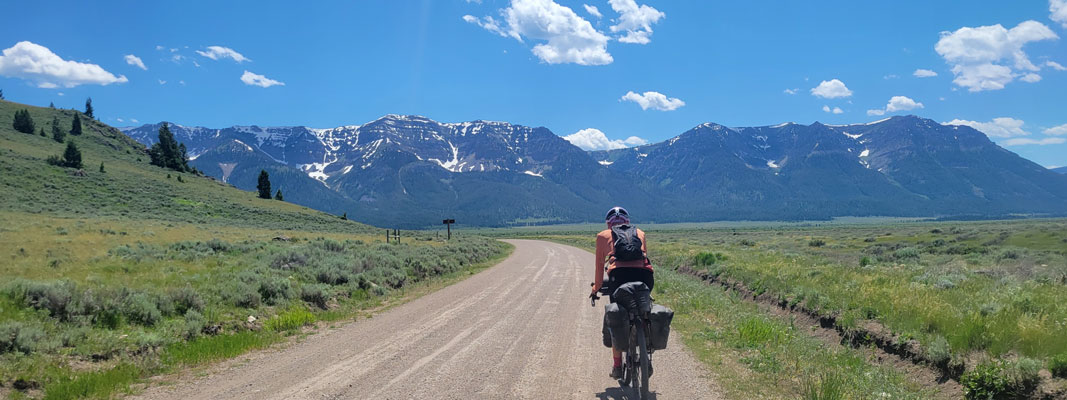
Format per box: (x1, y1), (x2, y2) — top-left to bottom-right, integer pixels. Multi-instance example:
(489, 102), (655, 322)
(589, 282), (612, 307)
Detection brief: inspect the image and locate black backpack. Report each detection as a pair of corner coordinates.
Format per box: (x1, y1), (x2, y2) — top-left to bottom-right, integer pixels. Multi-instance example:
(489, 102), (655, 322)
(610, 224), (645, 262)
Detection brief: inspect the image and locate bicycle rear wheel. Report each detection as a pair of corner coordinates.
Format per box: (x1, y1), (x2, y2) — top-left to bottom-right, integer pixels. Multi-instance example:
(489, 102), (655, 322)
(635, 321), (651, 400)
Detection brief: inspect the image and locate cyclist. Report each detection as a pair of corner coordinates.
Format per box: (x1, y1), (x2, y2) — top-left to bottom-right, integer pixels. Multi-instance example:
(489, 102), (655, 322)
(590, 206), (653, 379)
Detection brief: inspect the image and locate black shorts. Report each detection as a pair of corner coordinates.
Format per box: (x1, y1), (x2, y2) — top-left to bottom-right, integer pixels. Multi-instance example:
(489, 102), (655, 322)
(606, 267), (654, 303)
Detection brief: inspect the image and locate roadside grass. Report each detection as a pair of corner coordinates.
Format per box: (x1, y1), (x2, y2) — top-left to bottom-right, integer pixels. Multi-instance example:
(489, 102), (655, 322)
(519, 218), (1067, 398)
(0, 211), (511, 399)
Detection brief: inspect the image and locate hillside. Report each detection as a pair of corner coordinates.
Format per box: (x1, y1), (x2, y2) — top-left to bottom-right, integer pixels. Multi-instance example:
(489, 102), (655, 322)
(124, 115), (1067, 227)
(1055, 166), (1067, 174)
(0, 100), (375, 234)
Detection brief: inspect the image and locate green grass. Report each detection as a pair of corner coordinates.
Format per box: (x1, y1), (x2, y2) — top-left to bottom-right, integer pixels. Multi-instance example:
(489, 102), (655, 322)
(42, 364), (141, 400)
(265, 308), (317, 332)
(162, 331), (280, 367)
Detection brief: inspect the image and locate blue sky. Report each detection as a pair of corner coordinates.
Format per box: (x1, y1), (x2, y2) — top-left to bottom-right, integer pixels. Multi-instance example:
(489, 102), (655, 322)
(2, 1), (1065, 167)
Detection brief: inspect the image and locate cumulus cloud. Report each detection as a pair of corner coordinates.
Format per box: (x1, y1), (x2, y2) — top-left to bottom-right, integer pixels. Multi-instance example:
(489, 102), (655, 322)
(620, 91), (685, 111)
(810, 79), (852, 98)
(0, 41), (128, 88)
(1020, 73), (1042, 82)
(1053, 0), (1067, 28)
(583, 4), (602, 18)
(867, 109), (886, 116)
(913, 68), (938, 77)
(1044, 123), (1067, 135)
(945, 117), (1030, 138)
(124, 54), (146, 70)
(783, 88), (798, 95)
(464, 0), (612, 66)
(196, 46), (250, 63)
(240, 70), (284, 87)
(822, 105), (843, 114)
(885, 96), (924, 112)
(563, 128), (646, 151)
(1047, 61), (1067, 70)
(1001, 137), (1065, 146)
(935, 21), (1058, 92)
(608, 0), (665, 44)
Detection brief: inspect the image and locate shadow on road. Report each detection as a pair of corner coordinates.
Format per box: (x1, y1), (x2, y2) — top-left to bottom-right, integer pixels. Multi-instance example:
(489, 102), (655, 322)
(595, 387), (658, 400)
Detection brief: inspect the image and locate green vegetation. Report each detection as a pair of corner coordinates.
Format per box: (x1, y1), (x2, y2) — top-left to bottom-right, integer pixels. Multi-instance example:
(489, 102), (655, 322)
(45, 140), (83, 169)
(510, 217), (1067, 398)
(257, 169), (272, 199)
(12, 109), (35, 134)
(147, 123), (190, 173)
(0, 99), (512, 399)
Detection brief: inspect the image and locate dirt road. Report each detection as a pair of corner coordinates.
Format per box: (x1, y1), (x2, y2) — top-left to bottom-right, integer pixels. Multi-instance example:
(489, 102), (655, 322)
(136, 240), (721, 399)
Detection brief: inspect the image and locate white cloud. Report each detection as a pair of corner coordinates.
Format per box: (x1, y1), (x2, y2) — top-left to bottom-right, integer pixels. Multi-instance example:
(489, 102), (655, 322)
(867, 109), (886, 116)
(822, 105), (843, 114)
(935, 20), (1058, 92)
(179, 80), (186, 86)
(563, 128), (646, 151)
(884, 74), (898, 80)
(608, 0), (665, 44)
(158, 79), (166, 85)
(465, 0), (612, 66)
(130, 118), (139, 123)
(913, 68), (938, 77)
(945, 117), (1030, 138)
(885, 96), (924, 112)
(1047, 61), (1067, 70)
(583, 4), (602, 18)
(1044, 124), (1067, 135)
(196, 46), (250, 63)
(240, 70), (284, 88)
(620, 91), (685, 111)
(783, 88), (798, 95)
(810, 79), (852, 99)
(1001, 137), (1066, 146)
(0, 41), (128, 88)
(155, 45), (164, 51)
(124, 54), (146, 70)
(1052, 0), (1067, 28)
(116, 117), (124, 122)
(1020, 73), (1042, 83)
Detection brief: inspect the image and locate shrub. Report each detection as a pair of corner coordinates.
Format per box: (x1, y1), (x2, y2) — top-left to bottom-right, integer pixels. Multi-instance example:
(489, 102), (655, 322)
(808, 239), (826, 247)
(228, 283), (262, 308)
(183, 310), (207, 339)
(694, 251), (727, 266)
(859, 256), (872, 267)
(257, 276), (293, 306)
(169, 286), (205, 315)
(962, 359), (1040, 399)
(893, 247), (920, 261)
(1049, 354), (1067, 379)
(0, 322), (44, 354)
(925, 336), (951, 365)
(8, 280), (77, 320)
(738, 239), (756, 247)
(122, 292), (162, 326)
(271, 251), (309, 270)
(300, 284), (331, 309)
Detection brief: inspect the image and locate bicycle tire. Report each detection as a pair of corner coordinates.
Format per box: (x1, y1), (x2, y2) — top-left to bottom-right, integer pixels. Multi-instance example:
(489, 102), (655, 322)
(636, 320), (651, 400)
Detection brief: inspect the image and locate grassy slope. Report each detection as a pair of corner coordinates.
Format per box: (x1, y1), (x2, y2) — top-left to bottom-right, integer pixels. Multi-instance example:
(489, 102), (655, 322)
(0, 99), (511, 399)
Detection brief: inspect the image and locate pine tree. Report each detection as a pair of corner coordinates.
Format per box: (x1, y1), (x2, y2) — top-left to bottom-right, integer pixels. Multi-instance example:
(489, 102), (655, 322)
(257, 170), (272, 199)
(99, 162), (106, 173)
(341, 213), (348, 220)
(70, 113), (82, 136)
(61, 140), (83, 169)
(84, 97), (94, 119)
(0, 89), (5, 99)
(274, 189), (284, 201)
(148, 123), (189, 172)
(51, 116), (65, 143)
(49, 101), (55, 109)
(38, 127), (46, 137)
(12, 109), (35, 134)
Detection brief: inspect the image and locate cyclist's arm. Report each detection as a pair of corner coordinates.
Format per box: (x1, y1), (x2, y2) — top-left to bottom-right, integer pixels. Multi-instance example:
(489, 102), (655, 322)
(593, 232), (609, 294)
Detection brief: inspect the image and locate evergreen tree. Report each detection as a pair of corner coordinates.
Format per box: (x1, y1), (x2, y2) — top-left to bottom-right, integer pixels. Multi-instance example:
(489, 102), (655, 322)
(257, 170), (272, 199)
(99, 162), (106, 173)
(51, 140), (84, 169)
(12, 109), (35, 134)
(341, 212), (347, 220)
(51, 116), (65, 143)
(148, 123), (189, 172)
(84, 97), (94, 119)
(70, 113), (82, 136)
(274, 189), (284, 201)
(38, 127), (46, 137)
(49, 101), (55, 109)
(0, 89), (4, 99)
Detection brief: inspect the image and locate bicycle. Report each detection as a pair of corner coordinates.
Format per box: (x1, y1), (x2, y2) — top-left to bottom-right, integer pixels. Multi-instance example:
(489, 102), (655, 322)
(592, 282), (653, 400)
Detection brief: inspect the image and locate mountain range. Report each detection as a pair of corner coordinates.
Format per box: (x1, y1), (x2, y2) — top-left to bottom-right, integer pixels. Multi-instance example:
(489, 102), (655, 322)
(122, 115), (1067, 228)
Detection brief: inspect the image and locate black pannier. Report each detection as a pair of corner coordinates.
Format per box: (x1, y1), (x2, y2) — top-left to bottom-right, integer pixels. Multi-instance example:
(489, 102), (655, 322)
(604, 302), (629, 349)
(612, 282), (651, 315)
(648, 304), (674, 350)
